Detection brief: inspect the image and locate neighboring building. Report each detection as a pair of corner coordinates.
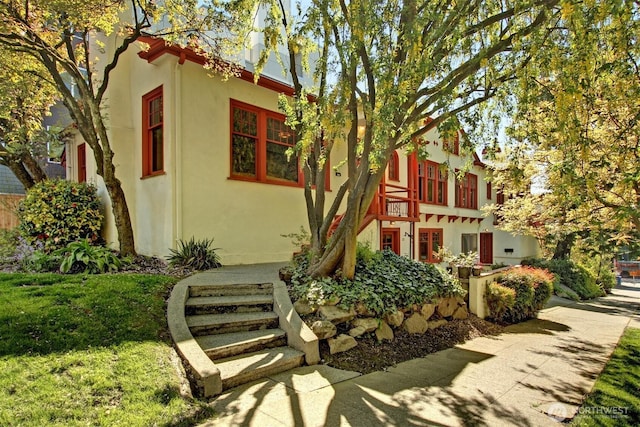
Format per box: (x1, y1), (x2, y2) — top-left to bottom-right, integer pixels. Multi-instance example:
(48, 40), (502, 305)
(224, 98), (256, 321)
(63, 31), (539, 265)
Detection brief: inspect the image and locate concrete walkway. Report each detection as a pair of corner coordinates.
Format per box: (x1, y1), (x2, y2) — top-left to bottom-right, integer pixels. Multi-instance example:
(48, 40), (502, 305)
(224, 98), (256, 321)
(196, 266), (639, 426)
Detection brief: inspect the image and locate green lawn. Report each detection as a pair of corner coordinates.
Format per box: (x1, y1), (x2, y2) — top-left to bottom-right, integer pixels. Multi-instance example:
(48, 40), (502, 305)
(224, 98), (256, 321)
(0, 273), (214, 426)
(572, 328), (640, 426)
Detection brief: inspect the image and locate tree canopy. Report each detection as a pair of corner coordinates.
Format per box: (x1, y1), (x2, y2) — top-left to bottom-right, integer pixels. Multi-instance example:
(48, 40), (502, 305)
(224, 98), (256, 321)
(0, 0), (248, 254)
(242, 0), (563, 277)
(489, 0), (640, 259)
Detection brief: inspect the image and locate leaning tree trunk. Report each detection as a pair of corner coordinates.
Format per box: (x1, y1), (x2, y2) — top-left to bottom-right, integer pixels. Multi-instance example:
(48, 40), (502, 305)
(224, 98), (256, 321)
(552, 233), (576, 260)
(6, 160), (37, 190)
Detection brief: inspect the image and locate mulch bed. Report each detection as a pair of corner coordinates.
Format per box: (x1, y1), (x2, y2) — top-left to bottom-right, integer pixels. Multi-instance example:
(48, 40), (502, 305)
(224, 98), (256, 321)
(318, 316), (503, 374)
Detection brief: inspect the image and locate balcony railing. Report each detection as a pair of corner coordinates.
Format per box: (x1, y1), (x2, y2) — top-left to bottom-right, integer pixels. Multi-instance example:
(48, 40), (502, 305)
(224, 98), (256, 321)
(369, 182), (420, 221)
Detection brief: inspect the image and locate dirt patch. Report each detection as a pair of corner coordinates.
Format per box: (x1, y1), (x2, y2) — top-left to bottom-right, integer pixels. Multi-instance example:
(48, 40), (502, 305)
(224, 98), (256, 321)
(318, 316), (503, 374)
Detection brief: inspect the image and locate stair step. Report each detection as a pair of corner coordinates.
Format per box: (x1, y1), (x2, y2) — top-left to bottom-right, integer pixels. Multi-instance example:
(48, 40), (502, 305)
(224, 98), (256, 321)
(217, 346), (305, 390)
(185, 294), (274, 315)
(186, 311), (279, 336)
(189, 283), (273, 297)
(196, 328), (287, 359)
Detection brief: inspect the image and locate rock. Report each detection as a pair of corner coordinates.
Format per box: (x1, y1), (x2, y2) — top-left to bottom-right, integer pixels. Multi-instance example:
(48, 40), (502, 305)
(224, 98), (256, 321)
(403, 313), (428, 334)
(348, 326), (367, 337)
(437, 297), (458, 317)
(352, 318), (379, 333)
(427, 319), (448, 330)
(420, 303), (436, 320)
(311, 320), (337, 339)
(452, 306), (469, 320)
(385, 310), (405, 327)
(278, 267), (292, 283)
(328, 334), (358, 354)
(318, 305), (356, 324)
(375, 321), (394, 342)
(324, 295), (341, 306)
(293, 299), (316, 316)
(355, 302), (375, 317)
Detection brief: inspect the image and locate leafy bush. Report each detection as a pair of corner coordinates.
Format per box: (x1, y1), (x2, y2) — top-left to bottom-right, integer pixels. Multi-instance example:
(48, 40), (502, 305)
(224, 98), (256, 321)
(17, 180), (103, 251)
(486, 282), (516, 321)
(0, 228), (19, 259)
(167, 237), (222, 270)
(54, 239), (125, 274)
(289, 249), (465, 317)
(488, 266), (554, 324)
(523, 258), (604, 300)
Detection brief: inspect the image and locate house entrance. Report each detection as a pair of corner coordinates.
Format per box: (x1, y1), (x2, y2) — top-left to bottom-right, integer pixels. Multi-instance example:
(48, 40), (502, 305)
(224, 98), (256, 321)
(381, 228), (400, 255)
(480, 232), (493, 264)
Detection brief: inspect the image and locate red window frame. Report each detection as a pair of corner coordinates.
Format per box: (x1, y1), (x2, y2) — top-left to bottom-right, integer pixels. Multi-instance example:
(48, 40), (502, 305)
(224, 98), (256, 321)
(455, 171), (478, 209)
(486, 181), (492, 200)
(388, 151), (400, 181)
(230, 100), (303, 187)
(418, 228), (443, 263)
(443, 132), (460, 155)
(418, 160), (447, 205)
(142, 86), (164, 178)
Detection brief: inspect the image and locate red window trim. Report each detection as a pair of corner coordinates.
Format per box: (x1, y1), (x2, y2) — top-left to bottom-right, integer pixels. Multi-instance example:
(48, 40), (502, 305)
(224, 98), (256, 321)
(419, 160), (448, 206)
(229, 99), (330, 190)
(418, 228), (443, 263)
(444, 132), (460, 155)
(388, 151), (400, 181)
(77, 143), (86, 183)
(455, 171), (478, 209)
(486, 181), (492, 200)
(141, 86), (164, 178)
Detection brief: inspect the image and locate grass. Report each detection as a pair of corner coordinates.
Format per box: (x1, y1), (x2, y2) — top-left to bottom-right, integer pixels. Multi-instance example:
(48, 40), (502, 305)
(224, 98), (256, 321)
(0, 273), (215, 426)
(572, 328), (640, 426)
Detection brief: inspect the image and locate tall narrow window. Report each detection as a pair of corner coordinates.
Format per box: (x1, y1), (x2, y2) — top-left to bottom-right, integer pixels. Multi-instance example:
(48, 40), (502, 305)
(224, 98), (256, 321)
(455, 172), (478, 209)
(388, 151), (400, 181)
(231, 100), (300, 186)
(419, 161), (447, 205)
(419, 228), (443, 263)
(142, 86), (164, 177)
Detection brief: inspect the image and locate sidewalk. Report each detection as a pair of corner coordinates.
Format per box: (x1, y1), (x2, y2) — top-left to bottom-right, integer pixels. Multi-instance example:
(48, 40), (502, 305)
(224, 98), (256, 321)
(199, 273), (639, 426)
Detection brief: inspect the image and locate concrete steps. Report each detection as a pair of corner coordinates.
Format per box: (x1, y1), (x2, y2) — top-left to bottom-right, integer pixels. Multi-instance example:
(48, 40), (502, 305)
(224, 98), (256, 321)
(182, 282), (305, 393)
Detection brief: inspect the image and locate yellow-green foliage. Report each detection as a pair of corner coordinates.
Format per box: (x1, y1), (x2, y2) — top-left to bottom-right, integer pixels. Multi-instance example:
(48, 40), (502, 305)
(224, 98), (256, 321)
(18, 180), (103, 251)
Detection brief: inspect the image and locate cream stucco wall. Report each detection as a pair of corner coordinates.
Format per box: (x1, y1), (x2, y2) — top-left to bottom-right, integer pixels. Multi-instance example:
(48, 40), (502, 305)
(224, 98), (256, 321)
(66, 30), (535, 265)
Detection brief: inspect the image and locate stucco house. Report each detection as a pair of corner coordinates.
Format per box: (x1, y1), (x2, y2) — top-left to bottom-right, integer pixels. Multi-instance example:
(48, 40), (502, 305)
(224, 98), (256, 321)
(64, 30), (538, 266)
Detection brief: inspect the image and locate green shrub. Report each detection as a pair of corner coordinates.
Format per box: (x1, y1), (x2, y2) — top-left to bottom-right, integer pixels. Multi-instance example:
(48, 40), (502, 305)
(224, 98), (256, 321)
(167, 237), (222, 270)
(486, 282), (516, 321)
(289, 249), (465, 317)
(489, 266), (554, 324)
(17, 180), (103, 251)
(54, 239), (125, 274)
(524, 258), (604, 300)
(0, 228), (19, 259)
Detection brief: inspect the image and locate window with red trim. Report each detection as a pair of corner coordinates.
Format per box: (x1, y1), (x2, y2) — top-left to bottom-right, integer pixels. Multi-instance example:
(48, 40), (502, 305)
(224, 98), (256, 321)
(486, 181), (492, 200)
(388, 151), (400, 181)
(142, 86), (164, 177)
(443, 132), (460, 155)
(231, 100), (300, 186)
(419, 228), (443, 263)
(418, 160), (447, 205)
(455, 172), (478, 209)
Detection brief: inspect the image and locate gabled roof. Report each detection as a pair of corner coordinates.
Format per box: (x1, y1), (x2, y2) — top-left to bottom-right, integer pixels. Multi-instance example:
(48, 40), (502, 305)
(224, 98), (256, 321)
(136, 36), (297, 97)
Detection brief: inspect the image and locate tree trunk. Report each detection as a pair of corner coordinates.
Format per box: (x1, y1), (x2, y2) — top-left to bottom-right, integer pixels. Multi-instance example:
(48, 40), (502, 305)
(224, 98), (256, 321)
(21, 154), (48, 183)
(103, 175), (136, 256)
(552, 233), (575, 260)
(6, 160), (37, 190)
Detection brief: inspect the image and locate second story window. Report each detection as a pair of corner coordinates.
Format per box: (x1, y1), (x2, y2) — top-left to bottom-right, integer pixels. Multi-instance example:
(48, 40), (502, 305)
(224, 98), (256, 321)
(455, 172), (478, 209)
(231, 100), (300, 186)
(388, 152), (400, 181)
(419, 161), (447, 205)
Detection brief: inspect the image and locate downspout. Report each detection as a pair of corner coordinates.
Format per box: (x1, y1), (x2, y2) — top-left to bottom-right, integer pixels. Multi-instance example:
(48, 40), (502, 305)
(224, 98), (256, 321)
(172, 55), (185, 247)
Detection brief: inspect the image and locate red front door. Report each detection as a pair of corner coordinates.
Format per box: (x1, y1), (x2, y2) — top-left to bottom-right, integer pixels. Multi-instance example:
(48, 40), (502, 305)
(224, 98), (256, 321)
(480, 233), (493, 264)
(77, 144), (86, 183)
(381, 228), (400, 255)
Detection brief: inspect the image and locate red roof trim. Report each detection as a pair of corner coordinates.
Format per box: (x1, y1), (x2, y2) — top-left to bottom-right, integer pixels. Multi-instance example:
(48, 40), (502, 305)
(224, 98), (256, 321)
(136, 36), (296, 96)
